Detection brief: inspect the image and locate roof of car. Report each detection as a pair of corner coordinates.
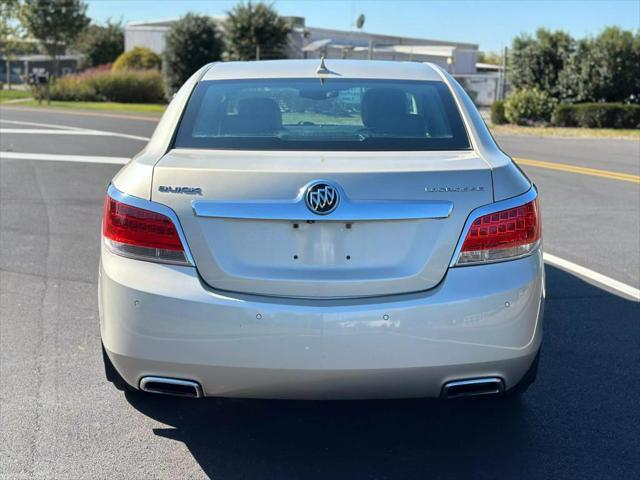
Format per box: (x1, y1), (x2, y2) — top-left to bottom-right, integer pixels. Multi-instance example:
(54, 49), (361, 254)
(201, 59), (444, 82)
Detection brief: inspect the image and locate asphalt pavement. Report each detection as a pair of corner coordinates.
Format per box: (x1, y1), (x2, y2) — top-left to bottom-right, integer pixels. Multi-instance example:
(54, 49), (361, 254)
(1, 106), (639, 479)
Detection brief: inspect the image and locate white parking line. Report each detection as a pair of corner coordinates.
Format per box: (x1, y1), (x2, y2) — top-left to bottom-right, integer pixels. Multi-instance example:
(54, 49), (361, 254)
(0, 152), (129, 164)
(0, 128), (150, 141)
(1, 105), (161, 122)
(0, 119), (87, 130)
(0, 119), (150, 142)
(2, 128), (118, 135)
(544, 253), (640, 301)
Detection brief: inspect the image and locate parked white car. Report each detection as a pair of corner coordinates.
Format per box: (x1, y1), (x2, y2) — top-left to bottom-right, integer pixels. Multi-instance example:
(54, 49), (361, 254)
(100, 59), (543, 400)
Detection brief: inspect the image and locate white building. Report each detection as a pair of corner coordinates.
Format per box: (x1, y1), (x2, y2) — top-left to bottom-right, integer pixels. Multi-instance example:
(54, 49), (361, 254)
(126, 16), (477, 74)
(125, 16), (500, 104)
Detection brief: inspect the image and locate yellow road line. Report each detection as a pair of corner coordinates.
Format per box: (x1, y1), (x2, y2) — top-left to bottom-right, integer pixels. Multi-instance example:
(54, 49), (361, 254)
(514, 157), (640, 184)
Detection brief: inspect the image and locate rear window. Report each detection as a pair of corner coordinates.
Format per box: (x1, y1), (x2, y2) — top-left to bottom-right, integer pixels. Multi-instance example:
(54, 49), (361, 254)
(174, 78), (470, 151)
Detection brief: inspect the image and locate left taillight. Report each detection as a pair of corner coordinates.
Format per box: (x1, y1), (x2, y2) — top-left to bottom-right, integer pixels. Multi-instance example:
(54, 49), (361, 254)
(102, 195), (190, 265)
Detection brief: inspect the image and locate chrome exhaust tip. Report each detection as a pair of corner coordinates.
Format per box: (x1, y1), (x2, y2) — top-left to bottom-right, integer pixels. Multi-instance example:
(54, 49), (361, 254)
(441, 377), (504, 399)
(139, 376), (203, 398)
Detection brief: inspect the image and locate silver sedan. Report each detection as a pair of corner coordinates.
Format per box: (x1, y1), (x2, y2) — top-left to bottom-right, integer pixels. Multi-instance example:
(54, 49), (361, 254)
(100, 59), (543, 400)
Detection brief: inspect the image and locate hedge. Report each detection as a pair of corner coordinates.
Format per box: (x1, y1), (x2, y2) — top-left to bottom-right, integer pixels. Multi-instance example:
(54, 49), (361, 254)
(112, 46), (161, 71)
(504, 89), (557, 125)
(45, 69), (165, 103)
(552, 103), (640, 129)
(490, 100), (507, 124)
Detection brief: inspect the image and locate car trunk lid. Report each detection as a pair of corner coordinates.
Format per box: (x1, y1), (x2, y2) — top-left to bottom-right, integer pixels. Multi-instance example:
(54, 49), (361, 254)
(152, 149), (492, 298)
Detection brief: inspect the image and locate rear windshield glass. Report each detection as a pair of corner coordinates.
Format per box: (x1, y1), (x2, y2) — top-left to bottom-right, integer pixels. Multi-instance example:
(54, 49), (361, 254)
(174, 78), (470, 151)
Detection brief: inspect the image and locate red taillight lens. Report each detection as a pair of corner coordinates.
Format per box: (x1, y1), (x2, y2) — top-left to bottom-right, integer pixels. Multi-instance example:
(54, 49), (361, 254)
(103, 196), (189, 265)
(456, 199), (541, 265)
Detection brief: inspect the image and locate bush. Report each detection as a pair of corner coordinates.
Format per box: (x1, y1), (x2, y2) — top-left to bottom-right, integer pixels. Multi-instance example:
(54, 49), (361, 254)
(81, 63), (112, 75)
(490, 100), (507, 124)
(112, 46), (161, 71)
(48, 70), (165, 103)
(46, 74), (97, 101)
(552, 103), (640, 129)
(92, 70), (165, 103)
(504, 88), (557, 125)
(163, 14), (222, 95)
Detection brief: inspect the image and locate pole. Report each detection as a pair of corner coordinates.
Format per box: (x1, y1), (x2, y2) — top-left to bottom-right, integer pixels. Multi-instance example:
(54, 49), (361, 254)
(500, 46), (508, 100)
(256, 44), (261, 61)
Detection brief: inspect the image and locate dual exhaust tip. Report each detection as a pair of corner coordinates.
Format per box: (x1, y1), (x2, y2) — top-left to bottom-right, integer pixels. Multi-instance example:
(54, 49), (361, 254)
(139, 376), (203, 398)
(441, 377), (504, 399)
(139, 376), (504, 400)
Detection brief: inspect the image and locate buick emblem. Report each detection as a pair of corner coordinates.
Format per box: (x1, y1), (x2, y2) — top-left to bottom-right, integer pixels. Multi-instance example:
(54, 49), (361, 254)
(305, 182), (340, 215)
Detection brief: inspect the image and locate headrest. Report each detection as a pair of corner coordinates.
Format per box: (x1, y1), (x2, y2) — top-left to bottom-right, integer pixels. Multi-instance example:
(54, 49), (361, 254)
(221, 97), (282, 134)
(361, 88), (425, 136)
(238, 97), (282, 127)
(361, 88), (408, 128)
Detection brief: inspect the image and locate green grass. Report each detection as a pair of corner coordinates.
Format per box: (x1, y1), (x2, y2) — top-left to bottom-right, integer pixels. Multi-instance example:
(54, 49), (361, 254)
(489, 123), (640, 140)
(13, 99), (167, 115)
(282, 112), (362, 126)
(0, 89), (32, 103)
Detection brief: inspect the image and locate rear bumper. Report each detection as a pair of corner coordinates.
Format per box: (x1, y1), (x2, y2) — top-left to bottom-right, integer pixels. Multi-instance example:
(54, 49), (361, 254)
(99, 245), (544, 399)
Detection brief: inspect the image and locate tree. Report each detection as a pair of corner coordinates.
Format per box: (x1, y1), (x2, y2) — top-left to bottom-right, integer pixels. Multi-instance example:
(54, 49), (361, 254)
(163, 14), (222, 95)
(558, 27), (640, 103)
(0, 0), (23, 87)
(74, 19), (124, 69)
(225, 1), (291, 61)
(477, 51), (502, 65)
(112, 46), (161, 71)
(20, 0), (90, 77)
(509, 28), (574, 98)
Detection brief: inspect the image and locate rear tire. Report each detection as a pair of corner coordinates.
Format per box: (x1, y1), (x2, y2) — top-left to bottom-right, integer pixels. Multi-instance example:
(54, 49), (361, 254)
(508, 349), (540, 396)
(102, 343), (136, 392)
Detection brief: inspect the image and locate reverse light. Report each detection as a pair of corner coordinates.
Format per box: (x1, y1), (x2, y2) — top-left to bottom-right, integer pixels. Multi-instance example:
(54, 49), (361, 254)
(455, 199), (541, 265)
(103, 195), (190, 265)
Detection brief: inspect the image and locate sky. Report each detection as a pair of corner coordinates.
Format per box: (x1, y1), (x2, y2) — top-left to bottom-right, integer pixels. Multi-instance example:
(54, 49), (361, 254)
(86, 0), (640, 51)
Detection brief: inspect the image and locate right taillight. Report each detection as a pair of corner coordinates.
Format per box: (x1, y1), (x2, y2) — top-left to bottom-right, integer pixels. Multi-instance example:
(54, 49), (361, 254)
(455, 199), (541, 265)
(103, 195), (191, 266)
